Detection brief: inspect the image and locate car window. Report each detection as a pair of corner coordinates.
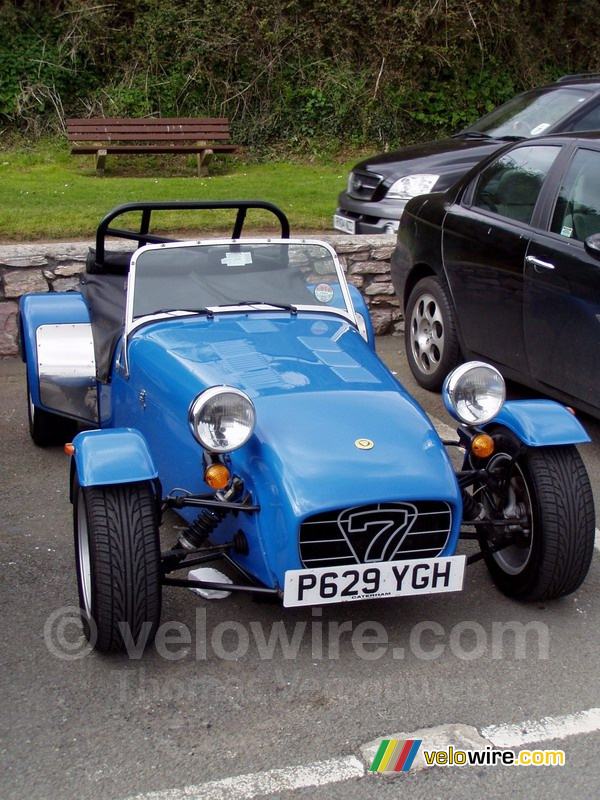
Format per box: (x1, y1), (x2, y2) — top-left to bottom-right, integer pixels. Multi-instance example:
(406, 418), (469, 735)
(471, 145), (561, 224)
(130, 241), (352, 320)
(550, 148), (600, 240)
(464, 88), (593, 139)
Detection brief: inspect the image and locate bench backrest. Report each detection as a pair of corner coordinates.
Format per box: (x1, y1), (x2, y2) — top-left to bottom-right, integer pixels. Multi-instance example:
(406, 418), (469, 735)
(66, 117), (232, 143)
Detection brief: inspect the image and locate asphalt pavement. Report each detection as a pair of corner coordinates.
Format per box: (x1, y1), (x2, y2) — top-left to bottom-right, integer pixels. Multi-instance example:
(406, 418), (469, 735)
(1, 338), (600, 800)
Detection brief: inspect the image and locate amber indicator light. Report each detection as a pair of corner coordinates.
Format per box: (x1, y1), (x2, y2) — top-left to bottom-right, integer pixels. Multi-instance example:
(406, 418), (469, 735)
(470, 433), (494, 458)
(205, 463), (231, 490)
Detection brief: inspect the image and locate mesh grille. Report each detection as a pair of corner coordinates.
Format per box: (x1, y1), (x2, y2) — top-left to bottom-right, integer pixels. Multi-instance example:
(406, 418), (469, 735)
(299, 501), (452, 568)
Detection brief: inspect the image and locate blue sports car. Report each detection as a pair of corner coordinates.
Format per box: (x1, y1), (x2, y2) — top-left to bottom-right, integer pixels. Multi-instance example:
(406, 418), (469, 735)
(18, 201), (596, 654)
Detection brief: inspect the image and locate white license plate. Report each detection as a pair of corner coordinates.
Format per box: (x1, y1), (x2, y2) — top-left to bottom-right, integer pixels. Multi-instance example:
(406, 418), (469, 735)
(333, 214), (356, 234)
(283, 556), (466, 607)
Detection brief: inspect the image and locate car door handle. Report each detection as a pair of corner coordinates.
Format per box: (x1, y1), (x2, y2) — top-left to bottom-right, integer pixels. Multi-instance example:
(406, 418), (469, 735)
(526, 255), (555, 271)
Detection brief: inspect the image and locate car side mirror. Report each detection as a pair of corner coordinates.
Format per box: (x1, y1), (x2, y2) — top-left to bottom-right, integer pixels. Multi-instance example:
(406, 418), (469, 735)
(584, 233), (600, 259)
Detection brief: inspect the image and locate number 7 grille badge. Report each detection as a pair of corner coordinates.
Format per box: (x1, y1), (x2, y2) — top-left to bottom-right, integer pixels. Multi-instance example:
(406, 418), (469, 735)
(337, 504), (418, 563)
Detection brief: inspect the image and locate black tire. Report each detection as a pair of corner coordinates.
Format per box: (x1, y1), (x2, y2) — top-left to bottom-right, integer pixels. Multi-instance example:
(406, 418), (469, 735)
(74, 478), (162, 652)
(27, 376), (78, 447)
(478, 427), (595, 601)
(404, 276), (461, 391)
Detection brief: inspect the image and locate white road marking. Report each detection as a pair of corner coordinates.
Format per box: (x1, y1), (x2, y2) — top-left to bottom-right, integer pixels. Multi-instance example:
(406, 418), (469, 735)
(596, 528), (600, 553)
(123, 707), (600, 798)
(481, 707), (600, 748)
(123, 756), (365, 800)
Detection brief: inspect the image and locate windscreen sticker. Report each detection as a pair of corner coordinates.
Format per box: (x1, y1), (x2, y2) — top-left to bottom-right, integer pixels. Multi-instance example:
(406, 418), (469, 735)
(314, 283), (335, 303)
(221, 252), (253, 267)
(560, 225), (573, 237)
(530, 123), (550, 136)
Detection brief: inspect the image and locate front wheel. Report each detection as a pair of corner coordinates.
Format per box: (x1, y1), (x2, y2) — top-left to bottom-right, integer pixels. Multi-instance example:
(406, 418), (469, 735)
(404, 276), (461, 391)
(74, 478), (162, 652)
(478, 428), (595, 601)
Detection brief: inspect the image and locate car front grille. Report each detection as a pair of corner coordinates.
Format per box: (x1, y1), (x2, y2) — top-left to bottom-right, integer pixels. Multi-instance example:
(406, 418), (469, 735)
(348, 170), (383, 201)
(299, 501), (453, 568)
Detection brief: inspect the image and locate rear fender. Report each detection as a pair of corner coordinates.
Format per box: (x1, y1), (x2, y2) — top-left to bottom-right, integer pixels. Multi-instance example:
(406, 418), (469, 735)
(71, 428), (159, 489)
(19, 293), (98, 423)
(486, 400), (590, 446)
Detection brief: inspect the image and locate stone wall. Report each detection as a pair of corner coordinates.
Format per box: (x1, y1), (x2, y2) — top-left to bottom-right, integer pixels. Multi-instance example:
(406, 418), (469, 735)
(0, 235), (400, 357)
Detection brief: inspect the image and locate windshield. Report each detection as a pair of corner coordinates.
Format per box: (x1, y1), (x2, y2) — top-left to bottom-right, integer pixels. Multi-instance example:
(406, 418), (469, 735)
(463, 87), (592, 139)
(129, 239), (353, 322)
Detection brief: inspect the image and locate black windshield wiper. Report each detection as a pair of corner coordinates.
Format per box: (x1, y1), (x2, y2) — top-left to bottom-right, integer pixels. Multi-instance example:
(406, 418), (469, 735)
(150, 307), (214, 318)
(217, 300), (298, 315)
(453, 131), (495, 140)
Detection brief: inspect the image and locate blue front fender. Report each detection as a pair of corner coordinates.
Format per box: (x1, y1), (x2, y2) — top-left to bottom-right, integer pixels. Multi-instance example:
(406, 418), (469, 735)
(487, 400), (590, 446)
(72, 428), (159, 487)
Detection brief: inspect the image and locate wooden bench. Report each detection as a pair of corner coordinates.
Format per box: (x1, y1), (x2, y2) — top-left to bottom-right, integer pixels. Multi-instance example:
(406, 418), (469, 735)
(66, 117), (238, 176)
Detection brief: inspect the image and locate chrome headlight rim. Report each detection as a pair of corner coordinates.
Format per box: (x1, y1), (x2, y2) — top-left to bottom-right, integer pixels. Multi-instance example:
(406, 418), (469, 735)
(443, 361), (506, 426)
(188, 386), (255, 453)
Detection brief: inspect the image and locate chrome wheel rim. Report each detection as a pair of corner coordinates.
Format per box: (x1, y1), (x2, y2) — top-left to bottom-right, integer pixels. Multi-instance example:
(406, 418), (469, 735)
(409, 292), (445, 375)
(485, 453), (534, 575)
(76, 493), (93, 615)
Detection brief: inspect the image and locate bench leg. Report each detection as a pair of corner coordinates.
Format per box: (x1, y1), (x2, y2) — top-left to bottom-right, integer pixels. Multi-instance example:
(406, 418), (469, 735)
(95, 149), (107, 174)
(197, 148), (213, 177)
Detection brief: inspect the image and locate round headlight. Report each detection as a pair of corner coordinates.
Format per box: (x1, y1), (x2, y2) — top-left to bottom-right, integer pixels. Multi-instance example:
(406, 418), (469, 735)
(189, 386), (255, 453)
(443, 362), (505, 426)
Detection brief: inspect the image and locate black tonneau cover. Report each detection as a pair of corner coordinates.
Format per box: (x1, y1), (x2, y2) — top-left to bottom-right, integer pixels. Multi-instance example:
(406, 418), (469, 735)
(80, 248), (130, 381)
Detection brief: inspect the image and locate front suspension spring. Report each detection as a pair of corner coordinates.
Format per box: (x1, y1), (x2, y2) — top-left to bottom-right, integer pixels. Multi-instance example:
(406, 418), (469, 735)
(178, 478), (243, 550)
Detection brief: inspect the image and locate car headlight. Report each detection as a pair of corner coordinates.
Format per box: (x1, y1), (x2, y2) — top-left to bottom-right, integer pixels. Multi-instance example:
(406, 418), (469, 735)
(443, 362), (505, 426)
(387, 174), (439, 200)
(189, 386), (255, 452)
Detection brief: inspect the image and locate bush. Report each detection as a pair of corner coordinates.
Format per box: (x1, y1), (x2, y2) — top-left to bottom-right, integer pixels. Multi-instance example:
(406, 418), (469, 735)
(2, 0), (599, 151)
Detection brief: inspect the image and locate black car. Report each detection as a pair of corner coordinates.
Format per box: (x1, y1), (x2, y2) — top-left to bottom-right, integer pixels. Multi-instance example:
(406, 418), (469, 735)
(390, 132), (600, 417)
(334, 75), (600, 235)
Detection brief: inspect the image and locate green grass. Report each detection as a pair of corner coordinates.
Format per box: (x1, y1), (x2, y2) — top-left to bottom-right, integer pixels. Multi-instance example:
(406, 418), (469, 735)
(0, 142), (357, 241)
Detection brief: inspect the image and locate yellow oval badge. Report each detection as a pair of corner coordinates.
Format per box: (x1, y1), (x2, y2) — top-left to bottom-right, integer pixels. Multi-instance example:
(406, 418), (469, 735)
(355, 438), (374, 450)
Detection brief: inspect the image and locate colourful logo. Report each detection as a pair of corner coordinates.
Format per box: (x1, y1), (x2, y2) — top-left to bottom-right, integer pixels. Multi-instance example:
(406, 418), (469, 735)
(369, 739), (422, 772)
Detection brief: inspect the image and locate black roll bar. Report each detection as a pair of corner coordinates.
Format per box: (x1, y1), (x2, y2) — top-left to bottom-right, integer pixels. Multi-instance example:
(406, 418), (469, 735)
(95, 200), (291, 265)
